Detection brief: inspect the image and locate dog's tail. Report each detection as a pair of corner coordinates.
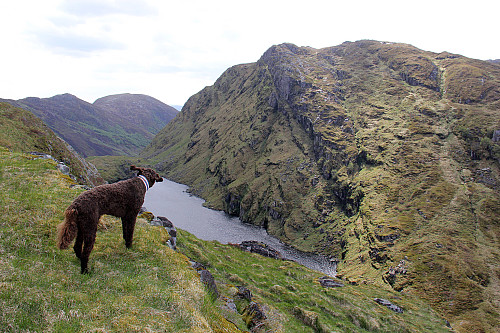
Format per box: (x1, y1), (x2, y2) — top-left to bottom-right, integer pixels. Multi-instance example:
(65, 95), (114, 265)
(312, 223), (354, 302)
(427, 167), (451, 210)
(57, 208), (78, 249)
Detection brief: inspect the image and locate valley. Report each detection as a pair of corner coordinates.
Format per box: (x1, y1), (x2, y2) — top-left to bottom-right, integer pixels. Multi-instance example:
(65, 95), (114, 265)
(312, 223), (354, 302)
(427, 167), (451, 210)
(142, 41), (500, 331)
(0, 40), (499, 332)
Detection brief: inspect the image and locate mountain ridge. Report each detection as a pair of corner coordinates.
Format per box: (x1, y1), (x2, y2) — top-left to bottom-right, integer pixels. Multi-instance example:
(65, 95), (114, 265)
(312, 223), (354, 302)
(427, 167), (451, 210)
(93, 93), (178, 135)
(143, 40), (500, 331)
(3, 93), (178, 157)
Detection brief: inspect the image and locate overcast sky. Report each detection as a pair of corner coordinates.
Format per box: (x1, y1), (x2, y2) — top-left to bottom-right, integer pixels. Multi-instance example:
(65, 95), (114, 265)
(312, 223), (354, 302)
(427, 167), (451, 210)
(1, 0), (498, 107)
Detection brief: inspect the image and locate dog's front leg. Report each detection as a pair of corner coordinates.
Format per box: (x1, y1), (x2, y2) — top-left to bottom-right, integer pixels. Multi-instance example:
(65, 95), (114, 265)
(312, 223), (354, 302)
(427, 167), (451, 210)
(122, 214), (137, 248)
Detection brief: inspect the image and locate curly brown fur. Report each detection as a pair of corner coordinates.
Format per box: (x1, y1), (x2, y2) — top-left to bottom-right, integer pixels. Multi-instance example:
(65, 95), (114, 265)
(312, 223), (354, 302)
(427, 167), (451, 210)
(57, 209), (78, 249)
(57, 165), (163, 273)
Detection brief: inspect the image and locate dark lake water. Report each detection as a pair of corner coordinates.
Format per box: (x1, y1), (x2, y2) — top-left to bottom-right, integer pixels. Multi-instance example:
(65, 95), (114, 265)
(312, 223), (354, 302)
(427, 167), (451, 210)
(144, 179), (336, 277)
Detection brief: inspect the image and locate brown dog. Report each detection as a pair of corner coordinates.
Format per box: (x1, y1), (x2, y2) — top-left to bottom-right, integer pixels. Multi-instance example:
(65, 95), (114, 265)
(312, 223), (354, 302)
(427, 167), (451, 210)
(57, 165), (163, 273)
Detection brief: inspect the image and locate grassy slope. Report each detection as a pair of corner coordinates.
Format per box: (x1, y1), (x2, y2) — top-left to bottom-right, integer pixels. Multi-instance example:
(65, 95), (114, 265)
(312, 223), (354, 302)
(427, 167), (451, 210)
(142, 41), (500, 331)
(0, 150), (451, 332)
(0, 150), (240, 332)
(86, 155), (145, 183)
(178, 230), (450, 332)
(333, 43), (500, 332)
(0, 102), (103, 186)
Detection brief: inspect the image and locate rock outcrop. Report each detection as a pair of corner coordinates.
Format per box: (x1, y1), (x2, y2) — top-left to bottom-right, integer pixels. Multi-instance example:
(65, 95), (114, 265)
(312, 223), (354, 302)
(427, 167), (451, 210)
(318, 276), (344, 288)
(235, 241), (283, 259)
(373, 298), (404, 313)
(150, 215), (177, 250)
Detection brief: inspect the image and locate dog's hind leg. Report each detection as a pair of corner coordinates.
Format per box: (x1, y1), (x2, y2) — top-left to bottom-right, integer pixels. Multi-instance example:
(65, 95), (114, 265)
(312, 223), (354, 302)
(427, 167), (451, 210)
(122, 213), (138, 248)
(80, 224), (98, 274)
(73, 229), (83, 259)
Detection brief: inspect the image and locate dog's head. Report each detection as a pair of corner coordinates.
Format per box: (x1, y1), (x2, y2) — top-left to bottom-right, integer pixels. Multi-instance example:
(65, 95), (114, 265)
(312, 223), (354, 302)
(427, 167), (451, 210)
(130, 165), (163, 187)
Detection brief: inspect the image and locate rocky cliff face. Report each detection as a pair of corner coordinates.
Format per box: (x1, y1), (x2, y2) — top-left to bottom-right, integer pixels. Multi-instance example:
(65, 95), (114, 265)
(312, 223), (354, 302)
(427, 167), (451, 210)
(143, 41), (500, 331)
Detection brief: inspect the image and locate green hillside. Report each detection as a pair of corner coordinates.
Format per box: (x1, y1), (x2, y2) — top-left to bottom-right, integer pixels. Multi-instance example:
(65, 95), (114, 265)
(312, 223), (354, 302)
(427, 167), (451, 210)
(93, 93), (178, 137)
(142, 41), (500, 331)
(178, 229), (451, 332)
(0, 102), (102, 186)
(86, 155), (143, 183)
(0, 150), (241, 332)
(0, 150), (450, 332)
(5, 93), (177, 158)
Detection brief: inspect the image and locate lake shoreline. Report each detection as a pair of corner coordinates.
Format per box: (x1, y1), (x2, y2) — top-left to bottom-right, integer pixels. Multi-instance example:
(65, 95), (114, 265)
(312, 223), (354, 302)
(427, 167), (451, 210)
(144, 178), (337, 276)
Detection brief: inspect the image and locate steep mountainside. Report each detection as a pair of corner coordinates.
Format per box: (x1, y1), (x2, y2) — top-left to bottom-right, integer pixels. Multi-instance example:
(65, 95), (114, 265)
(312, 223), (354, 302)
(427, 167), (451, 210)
(4, 93), (177, 157)
(143, 41), (500, 331)
(0, 102), (103, 185)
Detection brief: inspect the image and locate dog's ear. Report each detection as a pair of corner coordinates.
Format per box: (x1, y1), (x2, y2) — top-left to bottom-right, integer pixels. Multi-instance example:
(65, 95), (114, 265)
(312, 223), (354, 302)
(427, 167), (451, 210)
(130, 165), (138, 171)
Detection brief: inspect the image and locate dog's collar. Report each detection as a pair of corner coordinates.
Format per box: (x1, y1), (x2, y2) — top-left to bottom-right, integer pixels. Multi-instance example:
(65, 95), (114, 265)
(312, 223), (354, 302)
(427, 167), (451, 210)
(137, 175), (149, 191)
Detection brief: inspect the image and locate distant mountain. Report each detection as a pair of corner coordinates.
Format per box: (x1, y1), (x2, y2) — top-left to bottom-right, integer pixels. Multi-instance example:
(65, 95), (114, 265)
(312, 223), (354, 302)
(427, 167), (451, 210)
(93, 93), (178, 135)
(143, 41), (500, 331)
(0, 102), (103, 185)
(4, 93), (178, 157)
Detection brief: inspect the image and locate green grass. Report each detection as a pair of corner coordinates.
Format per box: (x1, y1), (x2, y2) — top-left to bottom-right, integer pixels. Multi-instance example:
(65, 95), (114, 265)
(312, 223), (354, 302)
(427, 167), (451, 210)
(177, 229), (451, 332)
(86, 155), (144, 183)
(0, 150), (240, 332)
(0, 102), (102, 186)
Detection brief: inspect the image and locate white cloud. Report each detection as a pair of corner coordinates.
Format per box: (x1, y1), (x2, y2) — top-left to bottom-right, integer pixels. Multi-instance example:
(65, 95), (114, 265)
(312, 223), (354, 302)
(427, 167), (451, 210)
(59, 0), (157, 18)
(33, 29), (126, 56)
(0, 0), (498, 106)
